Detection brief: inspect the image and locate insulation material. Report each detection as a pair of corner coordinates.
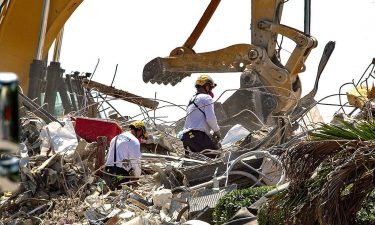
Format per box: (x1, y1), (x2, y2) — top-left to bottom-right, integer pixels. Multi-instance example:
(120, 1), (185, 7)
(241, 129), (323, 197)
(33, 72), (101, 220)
(40, 119), (78, 155)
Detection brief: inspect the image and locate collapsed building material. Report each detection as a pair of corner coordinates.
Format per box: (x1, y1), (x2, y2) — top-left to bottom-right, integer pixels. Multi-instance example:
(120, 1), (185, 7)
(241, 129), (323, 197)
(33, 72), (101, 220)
(65, 74), (78, 111)
(44, 61), (74, 115)
(180, 152), (263, 188)
(5, 89), (296, 224)
(142, 153), (206, 165)
(19, 92), (63, 126)
(39, 120), (78, 155)
(152, 188), (172, 207)
(346, 85), (375, 109)
(97, 93), (128, 122)
(188, 185), (237, 222)
(20, 117), (45, 156)
(221, 124), (251, 148)
(82, 79), (159, 109)
(1, 121), (286, 224)
(95, 136), (107, 176)
(71, 72), (86, 110)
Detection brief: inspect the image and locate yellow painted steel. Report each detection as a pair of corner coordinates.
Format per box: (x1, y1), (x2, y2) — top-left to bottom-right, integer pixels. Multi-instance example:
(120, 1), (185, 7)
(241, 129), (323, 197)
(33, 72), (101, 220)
(144, 0), (317, 115)
(0, 0), (83, 93)
(346, 86), (375, 109)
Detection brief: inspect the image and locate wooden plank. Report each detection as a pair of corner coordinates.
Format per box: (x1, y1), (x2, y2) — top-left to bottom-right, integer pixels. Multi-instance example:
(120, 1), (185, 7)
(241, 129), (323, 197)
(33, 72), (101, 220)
(95, 136), (107, 176)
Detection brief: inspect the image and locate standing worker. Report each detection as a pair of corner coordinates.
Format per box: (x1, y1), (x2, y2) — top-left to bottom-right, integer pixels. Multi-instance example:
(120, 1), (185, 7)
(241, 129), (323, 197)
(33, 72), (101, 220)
(181, 75), (222, 158)
(104, 121), (148, 190)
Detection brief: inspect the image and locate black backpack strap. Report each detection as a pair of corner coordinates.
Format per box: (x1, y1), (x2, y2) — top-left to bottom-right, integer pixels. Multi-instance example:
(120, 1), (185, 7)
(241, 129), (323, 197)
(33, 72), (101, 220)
(113, 135), (119, 168)
(188, 93), (206, 118)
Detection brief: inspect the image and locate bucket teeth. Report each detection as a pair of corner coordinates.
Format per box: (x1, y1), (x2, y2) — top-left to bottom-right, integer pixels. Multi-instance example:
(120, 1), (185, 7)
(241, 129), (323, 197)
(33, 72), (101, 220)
(143, 57), (191, 86)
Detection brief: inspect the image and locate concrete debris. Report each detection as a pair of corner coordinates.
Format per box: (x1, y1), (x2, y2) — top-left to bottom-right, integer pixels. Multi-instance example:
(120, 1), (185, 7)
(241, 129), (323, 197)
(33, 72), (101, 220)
(152, 189), (172, 208)
(3, 111), (280, 224)
(3, 80), (350, 225)
(182, 220), (211, 225)
(122, 216), (158, 225)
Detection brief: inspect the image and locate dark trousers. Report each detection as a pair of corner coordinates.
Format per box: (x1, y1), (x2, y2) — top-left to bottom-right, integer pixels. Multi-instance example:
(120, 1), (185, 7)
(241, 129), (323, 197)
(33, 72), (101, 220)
(181, 130), (219, 157)
(104, 166), (131, 190)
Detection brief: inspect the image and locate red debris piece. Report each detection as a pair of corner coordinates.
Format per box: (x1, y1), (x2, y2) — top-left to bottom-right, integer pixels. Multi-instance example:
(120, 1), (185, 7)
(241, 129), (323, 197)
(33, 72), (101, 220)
(72, 117), (122, 142)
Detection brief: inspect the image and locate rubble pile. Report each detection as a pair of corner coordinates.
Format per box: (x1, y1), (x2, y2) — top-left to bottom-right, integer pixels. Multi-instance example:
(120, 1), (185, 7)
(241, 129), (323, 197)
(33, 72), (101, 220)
(1, 74), (375, 225)
(0, 110), (249, 225)
(1, 98), (294, 225)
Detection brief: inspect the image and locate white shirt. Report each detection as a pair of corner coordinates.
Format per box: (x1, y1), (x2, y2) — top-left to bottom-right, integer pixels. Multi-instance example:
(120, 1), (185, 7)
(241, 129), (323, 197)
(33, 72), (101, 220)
(105, 132), (142, 176)
(182, 93), (220, 135)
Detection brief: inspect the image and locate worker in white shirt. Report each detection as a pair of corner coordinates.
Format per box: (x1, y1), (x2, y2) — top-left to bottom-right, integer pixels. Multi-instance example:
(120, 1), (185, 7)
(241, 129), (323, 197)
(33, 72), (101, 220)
(104, 121), (147, 190)
(181, 75), (222, 158)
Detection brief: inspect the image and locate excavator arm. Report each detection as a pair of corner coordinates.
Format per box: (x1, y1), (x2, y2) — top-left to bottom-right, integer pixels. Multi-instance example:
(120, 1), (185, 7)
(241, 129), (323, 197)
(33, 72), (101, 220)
(143, 0), (317, 129)
(0, 0), (83, 93)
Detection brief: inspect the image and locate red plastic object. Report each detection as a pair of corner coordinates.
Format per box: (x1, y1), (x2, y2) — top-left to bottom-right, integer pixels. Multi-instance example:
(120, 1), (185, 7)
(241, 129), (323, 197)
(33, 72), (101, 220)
(72, 117), (122, 142)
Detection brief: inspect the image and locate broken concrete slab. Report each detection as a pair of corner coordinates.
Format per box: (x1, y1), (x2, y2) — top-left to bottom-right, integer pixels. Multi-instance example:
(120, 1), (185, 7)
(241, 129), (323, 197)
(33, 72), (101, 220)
(82, 79), (159, 109)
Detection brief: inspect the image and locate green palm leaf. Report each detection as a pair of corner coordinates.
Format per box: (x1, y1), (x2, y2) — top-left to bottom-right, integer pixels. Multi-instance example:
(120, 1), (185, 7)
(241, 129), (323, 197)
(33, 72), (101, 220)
(310, 120), (375, 140)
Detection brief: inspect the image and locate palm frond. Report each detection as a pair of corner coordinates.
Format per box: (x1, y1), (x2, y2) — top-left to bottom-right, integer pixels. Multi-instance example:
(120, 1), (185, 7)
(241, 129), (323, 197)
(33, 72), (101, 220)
(310, 120), (375, 140)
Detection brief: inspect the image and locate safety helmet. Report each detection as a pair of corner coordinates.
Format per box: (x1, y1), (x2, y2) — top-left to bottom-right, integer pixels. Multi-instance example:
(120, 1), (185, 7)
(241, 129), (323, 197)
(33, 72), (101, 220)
(195, 75), (217, 89)
(129, 121), (148, 138)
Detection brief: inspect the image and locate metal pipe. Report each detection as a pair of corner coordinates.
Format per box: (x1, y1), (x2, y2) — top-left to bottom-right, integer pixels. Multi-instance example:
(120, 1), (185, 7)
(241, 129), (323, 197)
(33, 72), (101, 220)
(304, 0), (311, 36)
(35, 0), (50, 60)
(189, 175), (227, 190)
(52, 27), (64, 62)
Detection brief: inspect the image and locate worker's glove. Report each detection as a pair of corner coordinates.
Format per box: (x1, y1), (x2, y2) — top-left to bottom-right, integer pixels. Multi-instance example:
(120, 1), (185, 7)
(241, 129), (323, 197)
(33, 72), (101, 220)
(212, 130), (222, 143)
(113, 175), (125, 182)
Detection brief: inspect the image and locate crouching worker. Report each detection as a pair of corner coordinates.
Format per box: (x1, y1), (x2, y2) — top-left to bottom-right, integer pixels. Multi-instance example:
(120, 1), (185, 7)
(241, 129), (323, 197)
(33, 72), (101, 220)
(181, 75), (222, 158)
(104, 121), (147, 190)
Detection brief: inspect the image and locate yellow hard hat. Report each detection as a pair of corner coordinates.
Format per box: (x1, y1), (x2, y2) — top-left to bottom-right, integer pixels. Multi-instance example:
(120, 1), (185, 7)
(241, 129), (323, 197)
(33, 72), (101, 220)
(129, 121), (148, 138)
(195, 75), (217, 88)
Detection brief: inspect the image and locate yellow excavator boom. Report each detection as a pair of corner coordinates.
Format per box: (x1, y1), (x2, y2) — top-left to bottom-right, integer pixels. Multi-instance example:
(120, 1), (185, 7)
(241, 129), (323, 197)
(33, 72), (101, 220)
(0, 0), (83, 93)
